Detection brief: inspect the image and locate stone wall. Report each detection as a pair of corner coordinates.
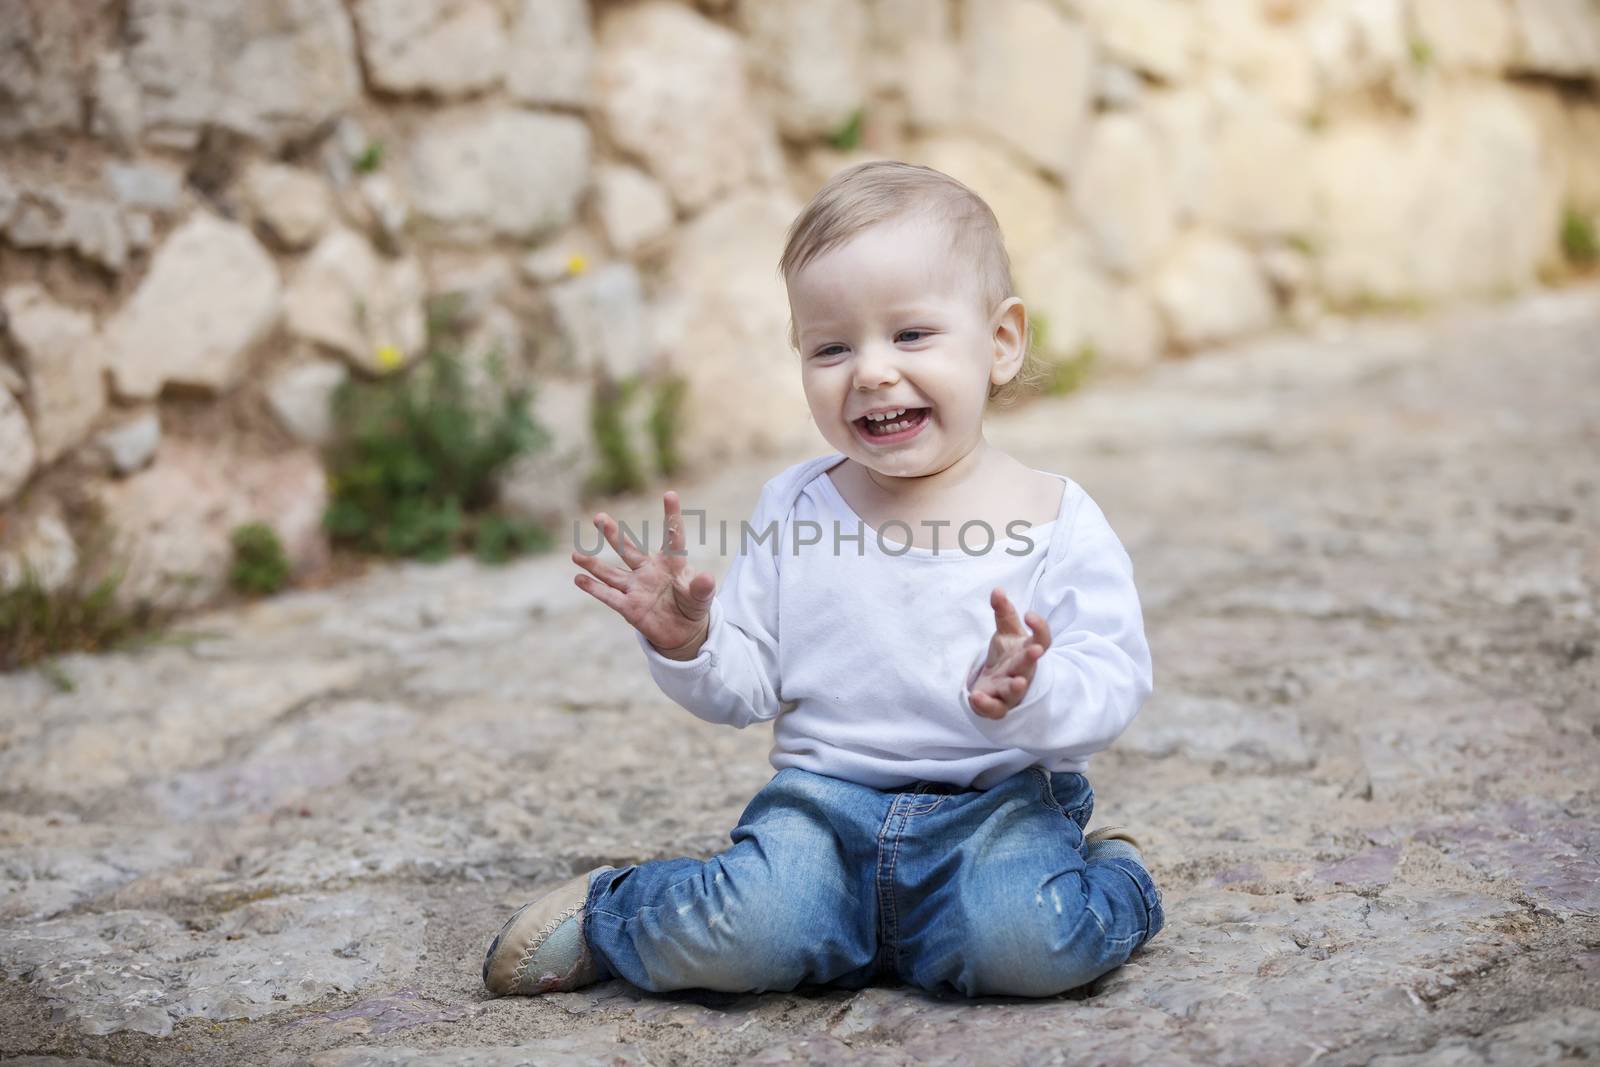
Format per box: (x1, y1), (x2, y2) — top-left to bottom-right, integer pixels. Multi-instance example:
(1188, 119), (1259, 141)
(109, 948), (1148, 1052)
(1, 0), (1597, 610)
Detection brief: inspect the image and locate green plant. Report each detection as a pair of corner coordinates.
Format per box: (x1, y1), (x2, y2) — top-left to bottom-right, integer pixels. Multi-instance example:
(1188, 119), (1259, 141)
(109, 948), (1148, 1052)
(1044, 343), (1098, 396)
(1342, 289), (1428, 316)
(1030, 312), (1050, 357)
(1408, 38), (1434, 69)
(229, 522), (290, 596)
(1286, 233), (1320, 257)
(354, 140), (385, 174)
(322, 346), (553, 562)
(0, 565), (155, 674)
(648, 373), (689, 478)
(829, 108), (865, 152)
(472, 513), (554, 564)
(1561, 208), (1598, 268)
(586, 374), (646, 496)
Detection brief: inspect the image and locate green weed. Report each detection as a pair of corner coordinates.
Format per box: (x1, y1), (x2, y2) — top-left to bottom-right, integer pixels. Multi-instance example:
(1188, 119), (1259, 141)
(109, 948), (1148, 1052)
(354, 140), (385, 174)
(587, 374), (645, 496)
(648, 373), (689, 478)
(1561, 208), (1598, 269)
(829, 109), (865, 152)
(0, 566), (157, 674)
(229, 523), (290, 597)
(1045, 343), (1098, 396)
(322, 345), (553, 562)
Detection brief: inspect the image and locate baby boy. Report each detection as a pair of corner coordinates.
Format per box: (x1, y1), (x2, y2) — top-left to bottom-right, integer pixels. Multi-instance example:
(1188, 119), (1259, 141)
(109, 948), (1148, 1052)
(482, 160), (1164, 999)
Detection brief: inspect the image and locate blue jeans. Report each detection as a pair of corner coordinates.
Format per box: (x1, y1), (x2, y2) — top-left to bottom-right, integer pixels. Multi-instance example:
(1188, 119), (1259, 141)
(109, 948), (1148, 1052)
(582, 766), (1165, 998)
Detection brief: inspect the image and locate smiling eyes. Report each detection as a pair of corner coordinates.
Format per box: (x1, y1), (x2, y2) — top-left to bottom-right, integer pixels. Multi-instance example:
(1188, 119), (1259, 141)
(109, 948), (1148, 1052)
(813, 330), (930, 358)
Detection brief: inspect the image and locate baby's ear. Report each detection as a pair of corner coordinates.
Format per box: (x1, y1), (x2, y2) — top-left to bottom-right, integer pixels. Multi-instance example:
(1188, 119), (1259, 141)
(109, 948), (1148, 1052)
(990, 297), (1028, 386)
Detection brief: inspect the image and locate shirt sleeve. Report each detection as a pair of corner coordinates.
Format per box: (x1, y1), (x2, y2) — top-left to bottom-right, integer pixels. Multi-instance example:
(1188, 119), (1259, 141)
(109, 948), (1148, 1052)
(958, 491), (1154, 761)
(634, 479), (785, 729)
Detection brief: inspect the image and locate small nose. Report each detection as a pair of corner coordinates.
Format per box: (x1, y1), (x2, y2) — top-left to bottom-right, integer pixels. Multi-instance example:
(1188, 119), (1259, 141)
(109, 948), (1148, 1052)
(851, 342), (900, 391)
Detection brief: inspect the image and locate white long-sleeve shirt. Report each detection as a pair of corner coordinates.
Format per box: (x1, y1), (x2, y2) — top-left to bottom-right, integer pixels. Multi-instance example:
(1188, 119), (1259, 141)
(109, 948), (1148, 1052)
(634, 452), (1154, 790)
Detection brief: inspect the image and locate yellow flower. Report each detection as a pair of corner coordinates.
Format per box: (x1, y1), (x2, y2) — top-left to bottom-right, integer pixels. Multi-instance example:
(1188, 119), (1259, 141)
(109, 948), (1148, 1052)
(375, 343), (403, 371)
(566, 252), (588, 276)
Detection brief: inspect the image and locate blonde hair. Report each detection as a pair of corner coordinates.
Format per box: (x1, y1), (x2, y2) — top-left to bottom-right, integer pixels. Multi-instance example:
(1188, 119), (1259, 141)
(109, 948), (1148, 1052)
(777, 160), (1045, 405)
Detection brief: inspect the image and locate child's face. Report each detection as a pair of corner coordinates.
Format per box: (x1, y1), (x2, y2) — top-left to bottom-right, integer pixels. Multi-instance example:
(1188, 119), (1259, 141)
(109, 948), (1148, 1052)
(787, 214), (1022, 482)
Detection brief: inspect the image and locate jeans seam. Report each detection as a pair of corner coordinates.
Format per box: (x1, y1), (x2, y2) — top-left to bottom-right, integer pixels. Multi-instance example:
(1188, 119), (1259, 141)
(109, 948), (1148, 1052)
(874, 797), (903, 974)
(1035, 766), (1064, 814)
(886, 802), (909, 972)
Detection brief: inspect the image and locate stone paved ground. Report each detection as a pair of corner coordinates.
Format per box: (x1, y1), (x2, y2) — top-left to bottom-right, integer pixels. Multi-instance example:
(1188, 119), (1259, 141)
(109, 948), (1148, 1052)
(2, 288), (1598, 1066)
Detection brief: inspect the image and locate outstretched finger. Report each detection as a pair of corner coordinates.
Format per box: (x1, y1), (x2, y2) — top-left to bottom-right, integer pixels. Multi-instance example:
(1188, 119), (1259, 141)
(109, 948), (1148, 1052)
(662, 491), (691, 561)
(575, 572), (629, 615)
(1024, 611), (1052, 648)
(594, 512), (648, 569)
(573, 549), (631, 592)
(990, 587), (1025, 634)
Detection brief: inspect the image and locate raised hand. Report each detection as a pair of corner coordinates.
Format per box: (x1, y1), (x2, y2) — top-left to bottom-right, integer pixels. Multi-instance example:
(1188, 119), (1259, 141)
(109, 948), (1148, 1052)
(573, 490), (717, 660)
(969, 588), (1051, 720)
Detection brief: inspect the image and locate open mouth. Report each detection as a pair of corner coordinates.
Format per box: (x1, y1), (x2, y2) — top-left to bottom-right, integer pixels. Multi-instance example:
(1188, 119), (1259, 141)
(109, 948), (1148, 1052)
(855, 407), (930, 441)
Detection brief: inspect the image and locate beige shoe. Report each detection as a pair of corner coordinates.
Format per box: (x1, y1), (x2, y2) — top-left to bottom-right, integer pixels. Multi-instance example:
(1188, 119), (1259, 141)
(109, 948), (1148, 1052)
(482, 866), (613, 996)
(1085, 826), (1142, 852)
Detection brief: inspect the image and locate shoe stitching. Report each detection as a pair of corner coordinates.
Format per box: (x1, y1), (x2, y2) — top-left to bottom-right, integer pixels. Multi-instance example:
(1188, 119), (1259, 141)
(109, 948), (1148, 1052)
(510, 900), (585, 991)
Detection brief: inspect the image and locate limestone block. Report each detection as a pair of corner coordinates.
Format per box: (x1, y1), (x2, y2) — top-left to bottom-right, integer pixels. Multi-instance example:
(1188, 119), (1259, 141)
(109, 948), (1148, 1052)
(520, 229), (607, 285)
(596, 0), (784, 212)
(1072, 113), (1178, 278)
(105, 212), (282, 400)
(594, 165), (675, 255)
(1510, 0), (1600, 78)
(507, 0), (593, 107)
(902, 36), (966, 130)
(906, 136), (1069, 266)
(1143, 89), (1216, 224)
(351, 0), (506, 97)
(1153, 233), (1275, 349)
(497, 375), (594, 532)
(1199, 102), (1315, 240)
(870, 0), (960, 124)
(358, 174), (410, 247)
(547, 264), (651, 381)
(1075, 0), (1198, 82)
(0, 389), (38, 505)
(265, 358), (348, 446)
(1409, 0), (1515, 72)
(1196, 0), (1320, 117)
(1312, 84), (1554, 304)
(125, 0), (361, 150)
(1095, 62), (1146, 111)
(284, 229), (425, 374)
(0, 284), (106, 464)
(102, 161), (184, 214)
(1302, 0), (1406, 95)
(96, 411), (161, 476)
(963, 0), (1094, 178)
(738, 0), (868, 139)
(1015, 232), (1165, 369)
(3, 183), (136, 271)
(407, 107), (590, 242)
(0, 0), (109, 139)
(426, 252), (516, 325)
(94, 441), (328, 610)
(90, 53), (143, 146)
(241, 162), (333, 249)
(0, 511), (77, 593)
(651, 191), (812, 471)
